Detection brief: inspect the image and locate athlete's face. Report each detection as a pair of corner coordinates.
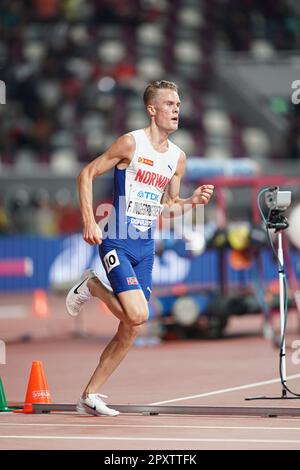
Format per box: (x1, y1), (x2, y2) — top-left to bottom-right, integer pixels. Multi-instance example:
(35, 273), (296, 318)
(148, 89), (181, 133)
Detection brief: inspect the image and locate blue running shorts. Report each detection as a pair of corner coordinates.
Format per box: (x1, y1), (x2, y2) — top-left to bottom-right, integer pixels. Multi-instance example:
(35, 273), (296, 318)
(99, 238), (155, 302)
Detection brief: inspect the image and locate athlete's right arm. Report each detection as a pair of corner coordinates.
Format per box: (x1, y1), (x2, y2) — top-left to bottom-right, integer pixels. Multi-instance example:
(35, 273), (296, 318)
(78, 134), (135, 245)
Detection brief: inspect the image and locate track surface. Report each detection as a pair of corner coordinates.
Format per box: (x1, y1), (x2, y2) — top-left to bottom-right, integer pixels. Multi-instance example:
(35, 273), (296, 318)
(1, 294), (300, 450)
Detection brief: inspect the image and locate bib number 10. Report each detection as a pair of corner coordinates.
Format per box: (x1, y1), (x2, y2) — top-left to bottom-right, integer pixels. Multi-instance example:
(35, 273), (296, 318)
(103, 249), (120, 273)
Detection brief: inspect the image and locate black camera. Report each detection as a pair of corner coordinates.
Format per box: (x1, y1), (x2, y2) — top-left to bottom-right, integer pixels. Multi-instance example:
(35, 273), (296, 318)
(265, 187), (291, 231)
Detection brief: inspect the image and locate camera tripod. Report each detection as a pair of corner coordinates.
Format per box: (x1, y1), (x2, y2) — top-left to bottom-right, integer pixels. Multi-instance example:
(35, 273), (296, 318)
(246, 209), (300, 400)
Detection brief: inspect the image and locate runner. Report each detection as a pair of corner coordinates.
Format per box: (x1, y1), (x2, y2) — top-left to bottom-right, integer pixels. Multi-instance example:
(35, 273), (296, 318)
(66, 80), (214, 416)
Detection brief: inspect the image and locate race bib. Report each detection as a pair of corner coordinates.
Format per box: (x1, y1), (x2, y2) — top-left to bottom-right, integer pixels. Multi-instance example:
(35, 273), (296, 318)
(103, 249), (120, 274)
(126, 199), (163, 220)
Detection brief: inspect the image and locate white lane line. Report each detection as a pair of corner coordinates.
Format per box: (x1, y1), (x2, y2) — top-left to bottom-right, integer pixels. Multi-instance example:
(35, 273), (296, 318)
(1, 423), (300, 431)
(1, 435), (300, 444)
(149, 373), (300, 405)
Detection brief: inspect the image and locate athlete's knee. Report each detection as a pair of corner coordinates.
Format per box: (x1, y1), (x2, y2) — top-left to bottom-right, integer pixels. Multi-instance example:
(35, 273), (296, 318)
(125, 305), (149, 326)
(129, 312), (148, 326)
(131, 315), (148, 326)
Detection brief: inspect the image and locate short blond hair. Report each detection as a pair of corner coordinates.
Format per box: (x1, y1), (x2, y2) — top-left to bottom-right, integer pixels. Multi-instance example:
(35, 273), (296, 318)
(143, 80), (178, 106)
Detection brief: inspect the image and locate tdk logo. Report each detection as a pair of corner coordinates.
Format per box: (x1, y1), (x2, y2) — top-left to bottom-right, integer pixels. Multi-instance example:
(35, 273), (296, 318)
(137, 190), (159, 201)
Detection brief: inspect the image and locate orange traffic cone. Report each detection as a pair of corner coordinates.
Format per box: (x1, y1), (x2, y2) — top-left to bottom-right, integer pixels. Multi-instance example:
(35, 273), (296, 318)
(32, 289), (49, 318)
(14, 361), (52, 414)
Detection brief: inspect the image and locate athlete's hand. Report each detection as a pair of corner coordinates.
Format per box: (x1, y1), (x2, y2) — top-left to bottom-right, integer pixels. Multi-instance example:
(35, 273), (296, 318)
(83, 221), (103, 245)
(191, 185), (214, 205)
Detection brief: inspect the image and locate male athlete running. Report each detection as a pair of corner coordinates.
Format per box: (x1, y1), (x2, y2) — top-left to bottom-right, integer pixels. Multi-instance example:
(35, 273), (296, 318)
(66, 80), (214, 416)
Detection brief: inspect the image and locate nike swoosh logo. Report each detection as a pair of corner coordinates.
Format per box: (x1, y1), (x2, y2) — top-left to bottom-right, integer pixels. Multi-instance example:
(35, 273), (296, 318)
(74, 277), (88, 294)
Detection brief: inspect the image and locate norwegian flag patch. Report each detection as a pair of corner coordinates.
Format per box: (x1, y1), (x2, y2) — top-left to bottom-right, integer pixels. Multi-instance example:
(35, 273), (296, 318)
(127, 277), (138, 285)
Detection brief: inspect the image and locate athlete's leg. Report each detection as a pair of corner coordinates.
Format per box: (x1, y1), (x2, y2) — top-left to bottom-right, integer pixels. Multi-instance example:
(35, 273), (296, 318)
(87, 275), (128, 323)
(81, 244), (153, 397)
(82, 289), (148, 396)
(82, 249), (154, 396)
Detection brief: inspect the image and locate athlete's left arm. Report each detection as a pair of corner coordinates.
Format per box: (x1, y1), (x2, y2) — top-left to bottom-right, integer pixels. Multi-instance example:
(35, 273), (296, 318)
(161, 152), (214, 218)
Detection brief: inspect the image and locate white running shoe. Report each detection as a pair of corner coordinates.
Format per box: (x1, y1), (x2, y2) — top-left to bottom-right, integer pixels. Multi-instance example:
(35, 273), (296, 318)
(76, 393), (120, 417)
(66, 269), (96, 317)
